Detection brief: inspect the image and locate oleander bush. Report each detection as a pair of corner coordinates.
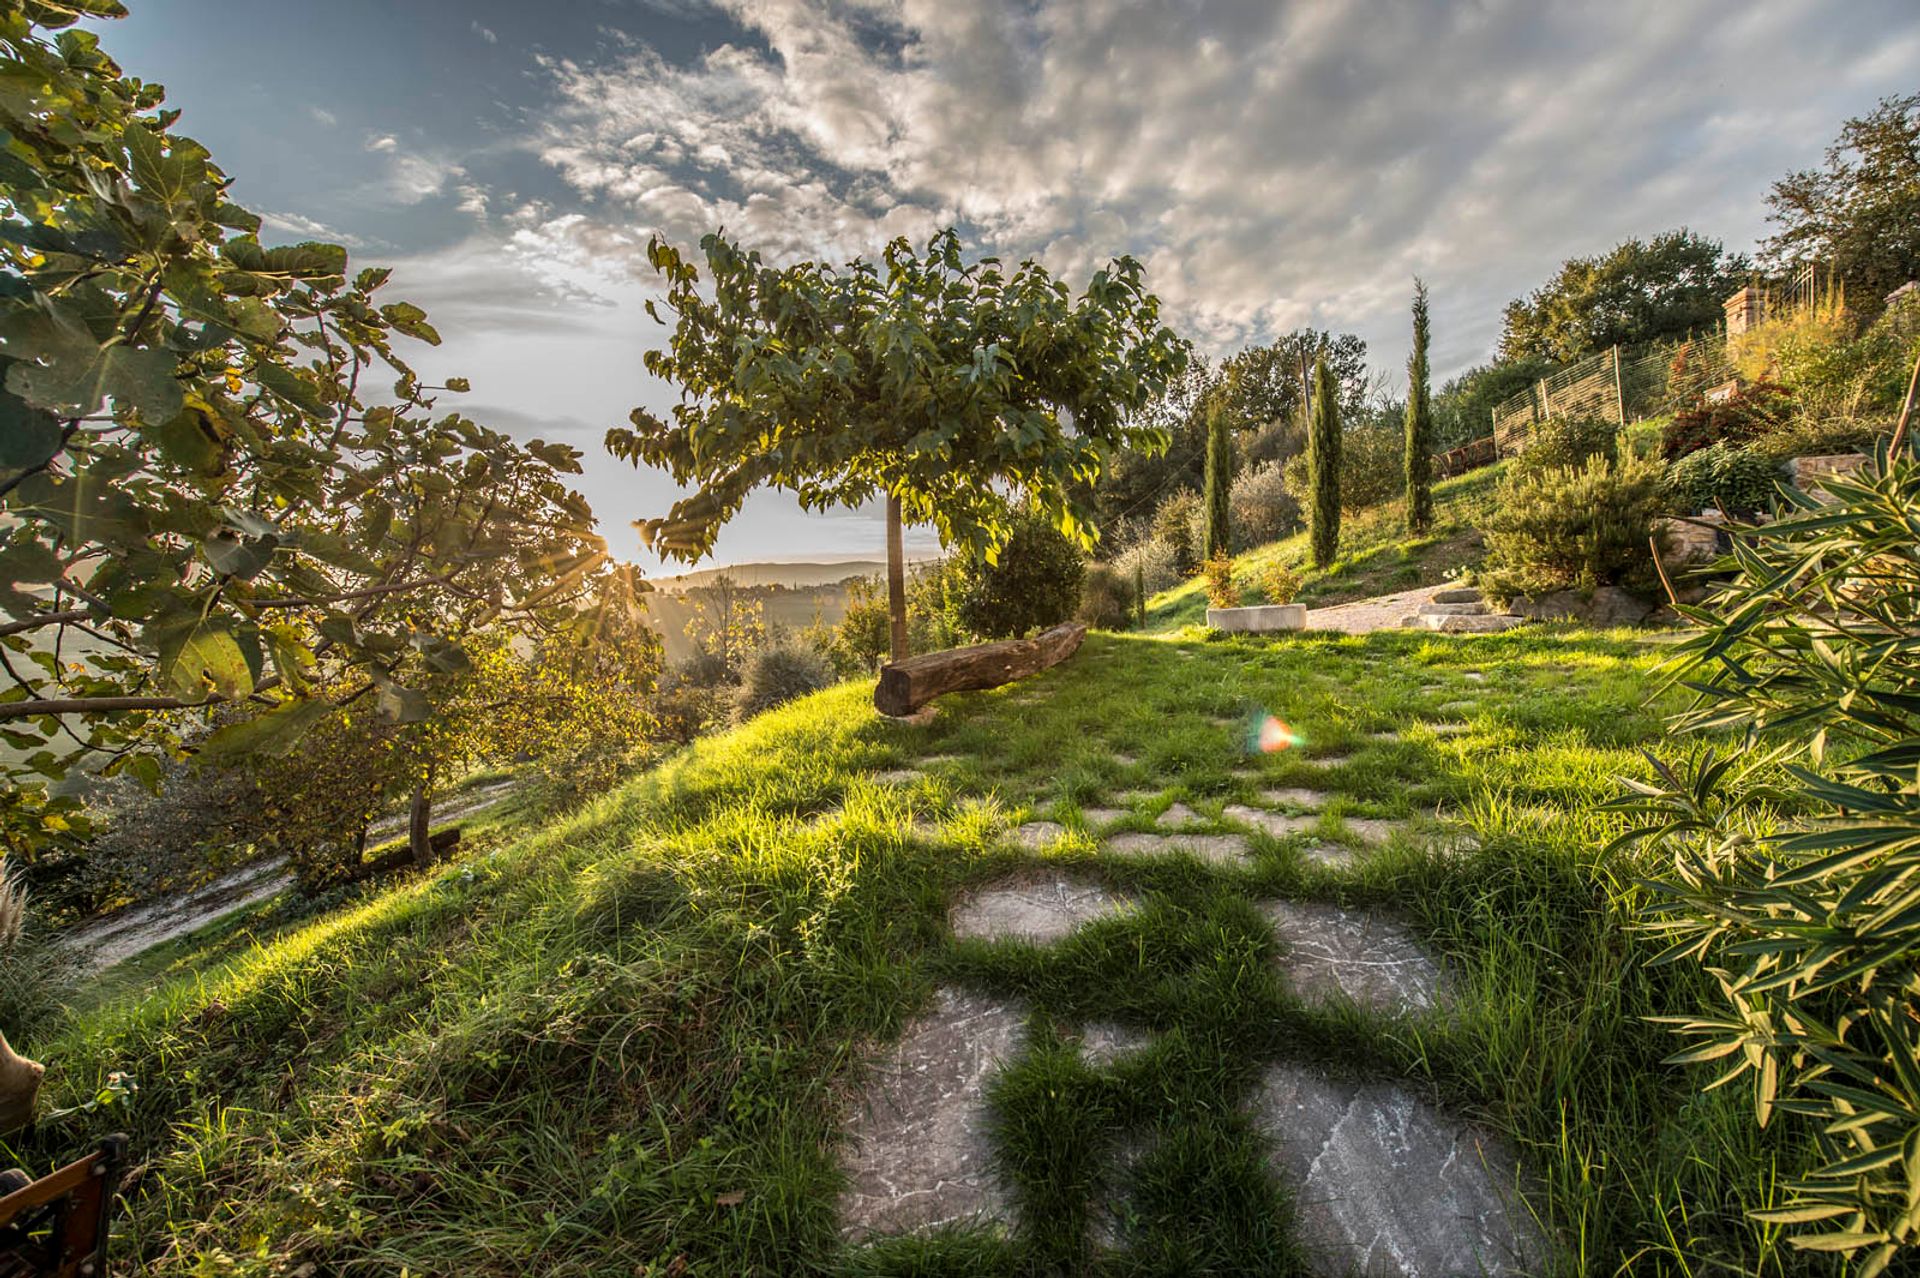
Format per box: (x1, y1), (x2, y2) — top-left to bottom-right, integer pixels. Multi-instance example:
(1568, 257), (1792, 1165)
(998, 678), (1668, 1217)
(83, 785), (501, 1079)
(1612, 440), (1920, 1274)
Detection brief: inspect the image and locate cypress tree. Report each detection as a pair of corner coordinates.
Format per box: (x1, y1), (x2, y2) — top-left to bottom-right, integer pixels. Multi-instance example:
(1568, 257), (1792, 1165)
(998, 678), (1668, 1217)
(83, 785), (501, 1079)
(1404, 279), (1435, 533)
(1202, 395), (1233, 561)
(1134, 559), (1147, 629)
(1308, 353), (1342, 568)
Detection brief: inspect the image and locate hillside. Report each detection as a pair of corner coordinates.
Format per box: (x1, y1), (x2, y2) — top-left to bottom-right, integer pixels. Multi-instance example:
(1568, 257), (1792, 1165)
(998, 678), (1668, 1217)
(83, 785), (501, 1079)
(23, 623), (1808, 1274)
(1144, 462), (1509, 631)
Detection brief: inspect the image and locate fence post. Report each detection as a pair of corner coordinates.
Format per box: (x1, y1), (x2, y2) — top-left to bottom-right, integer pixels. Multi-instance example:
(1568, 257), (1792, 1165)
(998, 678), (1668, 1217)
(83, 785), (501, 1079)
(1490, 407), (1499, 458)
(1611, 345), (1626, 426)
(1536, 377), (1550, 422)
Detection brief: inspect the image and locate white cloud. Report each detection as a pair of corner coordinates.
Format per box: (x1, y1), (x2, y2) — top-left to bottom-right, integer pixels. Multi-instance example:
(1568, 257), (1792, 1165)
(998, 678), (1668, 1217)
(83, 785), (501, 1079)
(472, 21), (498, 44)
(257, 209), (383, 249)
(364, 133), (469, 206)
(525, 0), (1919, 377)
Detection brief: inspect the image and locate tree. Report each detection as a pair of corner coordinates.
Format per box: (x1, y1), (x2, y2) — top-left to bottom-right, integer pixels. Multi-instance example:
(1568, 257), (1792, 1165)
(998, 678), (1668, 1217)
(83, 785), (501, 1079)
(1404, 279), (1434, 533)
(682, 574), (765, 681)
(1308, 354), (1342, 568)
(1499, 229), (1751, 363)
(1432, 356), (1556, 452)
(0, 4), (617, 871)
(608, 229), (1189, 669)
(1763, 92), (1920, 316)
(953, 506), (1085, 640)
(1202, 394), (1233, 558)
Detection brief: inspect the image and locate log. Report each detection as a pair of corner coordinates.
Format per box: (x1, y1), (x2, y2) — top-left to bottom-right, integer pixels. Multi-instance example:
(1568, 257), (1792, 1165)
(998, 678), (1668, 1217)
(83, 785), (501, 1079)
(874, 622), (1087, 717)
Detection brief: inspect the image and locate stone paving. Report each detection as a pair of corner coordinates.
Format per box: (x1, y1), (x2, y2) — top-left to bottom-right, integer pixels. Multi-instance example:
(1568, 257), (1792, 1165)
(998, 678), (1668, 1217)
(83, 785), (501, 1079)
(951, 871), (1137, 944)
(843, 740), (1548, 1272)
(1248, 1066), (1550, 1276)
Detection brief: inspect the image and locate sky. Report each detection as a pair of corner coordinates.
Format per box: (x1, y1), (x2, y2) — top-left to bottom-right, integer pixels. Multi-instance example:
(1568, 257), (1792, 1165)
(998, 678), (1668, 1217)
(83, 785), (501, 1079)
(88, 0), (1920, 573)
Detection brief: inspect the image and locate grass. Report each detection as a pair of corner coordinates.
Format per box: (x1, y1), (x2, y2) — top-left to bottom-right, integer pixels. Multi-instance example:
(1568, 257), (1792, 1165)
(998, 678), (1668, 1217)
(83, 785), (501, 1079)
(1145, 462), (1509, 630)
(12, 625), (1831, 1275)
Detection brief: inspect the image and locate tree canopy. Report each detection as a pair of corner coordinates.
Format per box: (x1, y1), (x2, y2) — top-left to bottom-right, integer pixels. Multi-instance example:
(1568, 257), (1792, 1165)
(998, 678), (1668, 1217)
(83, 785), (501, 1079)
(1498, 229), (1750, 364)
(0, 1), (622, 863)
(608, 229), (1191, 565)
(1763, 91), (1920, 314)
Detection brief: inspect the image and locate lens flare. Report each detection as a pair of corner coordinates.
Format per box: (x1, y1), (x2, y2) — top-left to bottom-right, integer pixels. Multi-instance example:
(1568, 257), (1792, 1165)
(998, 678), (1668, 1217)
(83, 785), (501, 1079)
(1253, 714), (1302, 754)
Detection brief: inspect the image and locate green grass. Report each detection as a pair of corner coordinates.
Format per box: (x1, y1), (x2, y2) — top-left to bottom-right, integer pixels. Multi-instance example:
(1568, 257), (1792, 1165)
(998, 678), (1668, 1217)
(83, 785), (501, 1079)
(1145, 463), (1509, 630)
(14, 626), (1829, 1275)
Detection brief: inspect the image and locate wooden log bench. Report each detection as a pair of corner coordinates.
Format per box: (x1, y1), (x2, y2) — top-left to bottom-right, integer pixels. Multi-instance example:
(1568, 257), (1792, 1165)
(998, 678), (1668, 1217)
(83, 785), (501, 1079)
(874, 622), (1087, 717)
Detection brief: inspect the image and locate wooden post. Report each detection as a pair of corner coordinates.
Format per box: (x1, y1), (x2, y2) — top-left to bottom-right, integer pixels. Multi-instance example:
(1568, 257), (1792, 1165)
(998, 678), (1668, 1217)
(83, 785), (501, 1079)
(1612, 345), (1627, 426)
(885, 493), (907, 665)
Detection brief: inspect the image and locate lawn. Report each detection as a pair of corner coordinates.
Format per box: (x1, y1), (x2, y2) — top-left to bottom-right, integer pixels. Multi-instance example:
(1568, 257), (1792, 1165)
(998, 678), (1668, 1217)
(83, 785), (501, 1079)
(1144, 462), (1509, 630)
(14, 625), (1820, 1275)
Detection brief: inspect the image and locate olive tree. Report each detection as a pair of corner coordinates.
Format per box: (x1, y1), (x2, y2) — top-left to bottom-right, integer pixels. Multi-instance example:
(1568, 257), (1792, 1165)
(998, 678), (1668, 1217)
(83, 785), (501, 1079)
(0, 2), (621, 869)
(608, 229), (1189, 664)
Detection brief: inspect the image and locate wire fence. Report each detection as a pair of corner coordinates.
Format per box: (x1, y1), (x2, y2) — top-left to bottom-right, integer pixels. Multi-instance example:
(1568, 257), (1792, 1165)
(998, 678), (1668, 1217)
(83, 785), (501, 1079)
(1487, 329), (1735, 455)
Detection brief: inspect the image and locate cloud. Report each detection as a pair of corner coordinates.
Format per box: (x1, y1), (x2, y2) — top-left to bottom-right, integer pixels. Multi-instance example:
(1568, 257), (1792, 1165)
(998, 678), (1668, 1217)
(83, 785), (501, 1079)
(472, 21), (498, 44)
(257, 209), (385, 249)
(524, 0), (1919, 376)
(364, 133), (469, 206)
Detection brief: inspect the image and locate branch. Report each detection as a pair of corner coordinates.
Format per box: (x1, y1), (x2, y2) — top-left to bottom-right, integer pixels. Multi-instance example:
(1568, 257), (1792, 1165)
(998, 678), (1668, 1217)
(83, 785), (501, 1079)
(0, 609), (91, 639)
(0, 675), (282, 722)
(245, 575), (454, 610)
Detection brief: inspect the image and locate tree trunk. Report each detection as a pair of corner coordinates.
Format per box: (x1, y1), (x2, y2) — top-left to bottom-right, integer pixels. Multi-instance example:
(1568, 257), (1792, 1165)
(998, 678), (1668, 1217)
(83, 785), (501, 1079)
(875, 622), (1087, 717)
(0, 1031), (44, 1135)
(885, 493), (908, 665)
(408, 771), (435, 867)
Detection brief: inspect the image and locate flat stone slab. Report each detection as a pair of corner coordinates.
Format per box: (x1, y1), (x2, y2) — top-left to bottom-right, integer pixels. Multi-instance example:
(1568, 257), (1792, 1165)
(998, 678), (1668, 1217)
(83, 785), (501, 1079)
(1224, 804), (1319, 838)
(841, 987), (1025, 1237)
(1432, 587), (1484, 604)
(1078, 1022), (1150, 1067)
(870, 769), (925, 784)
(1338, 817), (1400, 845)
(1418, 613), (1527, 634)
(1208, 603), (1307, 632)
(1260, 900), (1447, 1015)
(1425, 723), (1472, 737)
(1155, 802), (1204, 828)
(1299, 842), (1360, 870)
(1105, 831), (1253, 868)
(1010, 821), (1068, 851)
(950, 872), (1136, 944)
(1260, 787), (1329, 810)
(1075, 807), (1125, 827)
(1248, 1065), (1550, 1277)
(1463, 671), (1487, 682)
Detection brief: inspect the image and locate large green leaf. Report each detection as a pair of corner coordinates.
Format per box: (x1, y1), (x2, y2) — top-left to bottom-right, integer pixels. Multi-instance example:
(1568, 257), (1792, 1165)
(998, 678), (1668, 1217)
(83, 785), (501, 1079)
(0, 304), (182, 419)
(0, 387), (60, 468)
(155, 616), (257, 701)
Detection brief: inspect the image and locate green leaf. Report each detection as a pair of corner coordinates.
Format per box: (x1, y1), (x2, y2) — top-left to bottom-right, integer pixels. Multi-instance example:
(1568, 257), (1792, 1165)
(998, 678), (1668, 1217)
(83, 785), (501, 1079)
(197, 697), (333, 764)
(0, 304), (182, 419)
(379, 302), (440, 346)
(0, 388), (61, 468)
(202, 532), (275, 580)
(156, 617), (256, 701)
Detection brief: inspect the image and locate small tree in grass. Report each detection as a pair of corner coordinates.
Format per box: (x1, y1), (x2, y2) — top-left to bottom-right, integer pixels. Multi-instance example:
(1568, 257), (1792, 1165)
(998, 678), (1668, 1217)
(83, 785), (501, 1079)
(1203, 393), (1233, 559)
(609, 230), (1190, 669)
(1308, 353), (1343, 568)
(1404, 279), (1434, 533)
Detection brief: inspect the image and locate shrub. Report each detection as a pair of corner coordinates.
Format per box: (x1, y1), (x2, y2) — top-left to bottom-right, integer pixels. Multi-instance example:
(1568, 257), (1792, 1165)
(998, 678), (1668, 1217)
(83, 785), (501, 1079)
(1745, 413), (1884, 463)
(652, 666), (732, 744)
(1201, 554), (1239, 609)
(1229, 460), (1299, 547)
(1480, 453), (1669, 600)
(1611, 445), (1920, 1266)
(1662, 443), (1781, 516)
(733, 644), (835, 722)
(1077, 563), (1135, 630)
(832, 577), (892, 672)
(1285, 420), (1400, 516)
(1113, 539), (1181, 597)
(1731, 292), (1920, 420)
(954, 509), (1086, 640)
(1515, 415), (1620, 476)
(1660, 382), (1796, 459)
(1151, 490), (1202, 576)
(1260, 562), (1303, 605)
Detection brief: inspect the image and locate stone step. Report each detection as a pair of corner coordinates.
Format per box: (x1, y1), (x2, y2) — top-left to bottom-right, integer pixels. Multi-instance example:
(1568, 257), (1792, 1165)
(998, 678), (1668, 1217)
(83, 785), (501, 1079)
(1416, 613), (1527, 634)
(1248, 1066), (1553, 1276)
(1259, 899), (1447, 1015)
(1416, 601), (1491, 617)
(1431, 586), (1484, 605)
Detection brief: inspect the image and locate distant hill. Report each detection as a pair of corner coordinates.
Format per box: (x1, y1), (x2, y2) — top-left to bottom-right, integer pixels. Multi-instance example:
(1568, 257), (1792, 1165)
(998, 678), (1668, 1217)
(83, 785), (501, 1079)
(653, 560), (890, 591)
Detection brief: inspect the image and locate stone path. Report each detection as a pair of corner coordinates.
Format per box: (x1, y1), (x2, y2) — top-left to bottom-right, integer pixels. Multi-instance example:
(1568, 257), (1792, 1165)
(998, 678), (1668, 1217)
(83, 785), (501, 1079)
(1304, 583), (1449, 635)
(1249, 1066), (1550, 1276)
(840, 987), (1025, 1237)
(951, 871), (1136, 944)
(840, 745), (1550, 1272)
